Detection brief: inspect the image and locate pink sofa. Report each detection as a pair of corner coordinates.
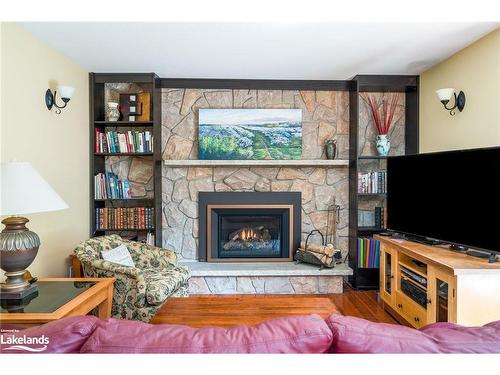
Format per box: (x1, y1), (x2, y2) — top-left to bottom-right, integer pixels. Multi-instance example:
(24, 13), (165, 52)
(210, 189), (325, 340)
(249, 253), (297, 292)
(1, 314), (499, 354)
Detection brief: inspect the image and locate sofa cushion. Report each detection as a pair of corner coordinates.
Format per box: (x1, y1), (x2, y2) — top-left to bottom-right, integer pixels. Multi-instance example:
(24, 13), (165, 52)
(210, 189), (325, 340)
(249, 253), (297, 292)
(419, 321), (500, 353)
(0, 316), (99, 354)
(326, 314), (439, 353)
(143, 266), (190, 305)
(326, 314), (500, 353)
(80, 314), (333, 353)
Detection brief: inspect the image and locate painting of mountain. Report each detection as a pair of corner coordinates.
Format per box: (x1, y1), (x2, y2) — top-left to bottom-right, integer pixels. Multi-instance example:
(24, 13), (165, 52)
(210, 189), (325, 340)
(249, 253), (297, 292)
(198, 109), (302, 160)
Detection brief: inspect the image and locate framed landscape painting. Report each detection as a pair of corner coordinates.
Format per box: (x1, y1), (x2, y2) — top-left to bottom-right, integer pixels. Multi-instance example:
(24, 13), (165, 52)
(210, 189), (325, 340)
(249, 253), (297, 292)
(198, 109), (302, 160)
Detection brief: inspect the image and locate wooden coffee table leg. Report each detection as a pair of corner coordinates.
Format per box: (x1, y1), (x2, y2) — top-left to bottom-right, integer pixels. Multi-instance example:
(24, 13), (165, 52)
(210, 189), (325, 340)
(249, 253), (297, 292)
(98, 284), (114, 319)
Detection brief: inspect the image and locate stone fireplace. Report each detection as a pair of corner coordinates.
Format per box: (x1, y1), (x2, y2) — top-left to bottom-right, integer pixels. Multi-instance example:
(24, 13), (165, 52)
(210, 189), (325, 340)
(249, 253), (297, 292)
(160, 87), (354, 294)
(199, 192), (301, 262)
(161, 88), (351, 262)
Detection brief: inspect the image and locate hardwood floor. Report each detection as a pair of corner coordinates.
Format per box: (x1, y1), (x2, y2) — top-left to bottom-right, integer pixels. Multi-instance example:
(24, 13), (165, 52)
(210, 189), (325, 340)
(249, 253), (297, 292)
(151, 286), (397, 328)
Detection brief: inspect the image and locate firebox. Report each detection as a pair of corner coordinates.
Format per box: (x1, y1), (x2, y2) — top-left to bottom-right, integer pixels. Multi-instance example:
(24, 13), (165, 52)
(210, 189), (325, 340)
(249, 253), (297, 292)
(199, 192), (301, 262)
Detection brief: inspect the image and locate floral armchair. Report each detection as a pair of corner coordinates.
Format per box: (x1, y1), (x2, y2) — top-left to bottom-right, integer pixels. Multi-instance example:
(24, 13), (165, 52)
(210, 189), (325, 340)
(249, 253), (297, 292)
(74, 235), (189, 322)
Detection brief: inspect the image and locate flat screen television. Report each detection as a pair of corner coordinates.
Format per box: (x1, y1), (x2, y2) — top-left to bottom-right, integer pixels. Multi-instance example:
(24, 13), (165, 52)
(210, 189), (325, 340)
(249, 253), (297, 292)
(386, 147), (500, 253)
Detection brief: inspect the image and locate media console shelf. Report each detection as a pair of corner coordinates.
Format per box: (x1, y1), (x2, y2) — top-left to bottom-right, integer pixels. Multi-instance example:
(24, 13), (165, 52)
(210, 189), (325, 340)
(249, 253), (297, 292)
(376, 235), (500, 328)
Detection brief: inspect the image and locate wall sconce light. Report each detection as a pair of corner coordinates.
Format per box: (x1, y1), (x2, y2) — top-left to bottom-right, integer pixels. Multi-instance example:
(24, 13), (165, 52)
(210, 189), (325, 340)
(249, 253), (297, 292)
(435, 88), (466, 116)
(45, 85), (75, 114)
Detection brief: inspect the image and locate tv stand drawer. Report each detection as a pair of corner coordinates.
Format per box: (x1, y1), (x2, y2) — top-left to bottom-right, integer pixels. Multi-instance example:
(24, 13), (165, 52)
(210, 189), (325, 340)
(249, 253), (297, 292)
(395, 291), (427, 329)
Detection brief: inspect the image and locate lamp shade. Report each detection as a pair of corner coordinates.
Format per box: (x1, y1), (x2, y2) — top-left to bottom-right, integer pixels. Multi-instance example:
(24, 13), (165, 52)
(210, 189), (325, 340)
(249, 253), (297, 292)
(436, 88), (455, 102)
(57, 85), (75, 100)
(0, 162), (68, 216)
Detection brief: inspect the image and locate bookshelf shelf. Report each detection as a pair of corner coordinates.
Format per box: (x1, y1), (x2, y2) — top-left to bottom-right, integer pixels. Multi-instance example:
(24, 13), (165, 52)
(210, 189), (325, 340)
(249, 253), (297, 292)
(358, 227), (385, 234)
(94, 152), (154, 156)
(357, 193), (387, 197)
(348, 74), (419, 290)
(358, 155), (388, 160)
(95, 228), (155, 232)
(94, 121), (154, 126)
(94, 198), (154, 202)
(90, 73), (162, 246)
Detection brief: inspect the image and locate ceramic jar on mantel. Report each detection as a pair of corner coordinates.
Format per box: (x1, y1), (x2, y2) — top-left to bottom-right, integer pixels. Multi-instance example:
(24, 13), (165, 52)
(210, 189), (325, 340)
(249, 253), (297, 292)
(107, 102), (120, 122)
(376, 134), (391, 156)
(325, 139), (337, 160)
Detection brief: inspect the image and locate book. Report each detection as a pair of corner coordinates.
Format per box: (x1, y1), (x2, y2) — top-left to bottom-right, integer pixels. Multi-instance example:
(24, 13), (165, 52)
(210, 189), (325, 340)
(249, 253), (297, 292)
(375, 207), (383, 228)
(94, 172), (133, 200)
(357, 237), (381, 269)
(95, 130), (154, 153)
(358, 171), (387, 194)
(95, 207), (154, 230)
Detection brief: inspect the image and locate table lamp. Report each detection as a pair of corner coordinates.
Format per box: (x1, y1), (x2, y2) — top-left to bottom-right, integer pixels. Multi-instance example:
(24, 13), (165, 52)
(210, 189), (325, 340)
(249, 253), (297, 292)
(0, 162), (68, 299)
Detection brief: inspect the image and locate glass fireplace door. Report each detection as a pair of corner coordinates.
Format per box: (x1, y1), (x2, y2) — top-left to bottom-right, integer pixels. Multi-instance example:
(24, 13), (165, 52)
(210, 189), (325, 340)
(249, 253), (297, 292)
(219, 214), (282, 258)
(207, 206), (292, 261)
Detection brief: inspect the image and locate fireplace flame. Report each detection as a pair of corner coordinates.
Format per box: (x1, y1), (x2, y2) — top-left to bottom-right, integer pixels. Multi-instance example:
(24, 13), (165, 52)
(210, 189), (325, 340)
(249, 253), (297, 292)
(229, 226), (270, 243)
(241, 228), (256, 241)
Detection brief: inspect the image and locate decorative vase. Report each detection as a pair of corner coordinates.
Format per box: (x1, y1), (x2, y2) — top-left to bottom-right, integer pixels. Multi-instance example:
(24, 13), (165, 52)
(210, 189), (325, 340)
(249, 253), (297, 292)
(325, 139), (337, 160)
(376, 134), (390, 156)
(107, 102), (120, 122)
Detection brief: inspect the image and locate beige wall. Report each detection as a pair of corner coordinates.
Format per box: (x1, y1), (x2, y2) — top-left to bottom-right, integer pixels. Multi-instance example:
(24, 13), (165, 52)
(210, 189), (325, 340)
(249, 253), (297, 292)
(420, 28), (500, 152)
(1, 23), (89, 278)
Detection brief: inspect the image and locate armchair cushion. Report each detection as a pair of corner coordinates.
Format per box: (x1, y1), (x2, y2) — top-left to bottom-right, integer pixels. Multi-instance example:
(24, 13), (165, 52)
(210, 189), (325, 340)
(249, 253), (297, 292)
(143, 265), (190, 305)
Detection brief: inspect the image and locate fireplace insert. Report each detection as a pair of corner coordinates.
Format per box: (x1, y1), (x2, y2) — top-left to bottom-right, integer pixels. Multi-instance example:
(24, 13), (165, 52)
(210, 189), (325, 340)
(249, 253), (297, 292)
(199, 192), (301, 262)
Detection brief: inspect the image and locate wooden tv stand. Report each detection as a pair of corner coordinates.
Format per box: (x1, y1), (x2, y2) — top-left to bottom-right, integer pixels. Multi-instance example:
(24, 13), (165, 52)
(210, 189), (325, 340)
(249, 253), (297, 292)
(375, 235), (500, 328)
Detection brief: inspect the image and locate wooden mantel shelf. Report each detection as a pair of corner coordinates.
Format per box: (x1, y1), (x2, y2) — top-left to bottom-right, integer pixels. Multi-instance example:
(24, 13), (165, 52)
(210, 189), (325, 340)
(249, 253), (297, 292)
(163, 159), (349, 167)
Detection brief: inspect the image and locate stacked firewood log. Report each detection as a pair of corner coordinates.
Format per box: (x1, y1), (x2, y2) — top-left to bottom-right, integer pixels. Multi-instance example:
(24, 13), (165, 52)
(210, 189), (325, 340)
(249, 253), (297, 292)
(296, 241), (337, 268)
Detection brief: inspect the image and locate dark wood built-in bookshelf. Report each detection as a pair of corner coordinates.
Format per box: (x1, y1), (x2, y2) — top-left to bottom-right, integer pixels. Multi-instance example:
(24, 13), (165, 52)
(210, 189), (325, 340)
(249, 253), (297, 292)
(89, 73), (162, 246)
(348, 75), (419, 290)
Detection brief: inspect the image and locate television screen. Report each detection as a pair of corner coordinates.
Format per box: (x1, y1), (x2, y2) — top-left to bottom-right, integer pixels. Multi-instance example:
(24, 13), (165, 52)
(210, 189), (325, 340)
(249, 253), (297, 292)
(387, 147), (500, 253)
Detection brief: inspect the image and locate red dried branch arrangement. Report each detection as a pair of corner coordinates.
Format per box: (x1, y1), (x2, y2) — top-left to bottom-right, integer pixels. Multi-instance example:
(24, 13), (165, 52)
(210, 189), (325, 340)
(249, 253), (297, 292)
(366, 94), (399, 135)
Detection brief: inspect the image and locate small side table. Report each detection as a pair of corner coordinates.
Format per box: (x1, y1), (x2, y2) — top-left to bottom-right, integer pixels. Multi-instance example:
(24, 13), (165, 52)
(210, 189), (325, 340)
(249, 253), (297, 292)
(0, 278), (115, 325)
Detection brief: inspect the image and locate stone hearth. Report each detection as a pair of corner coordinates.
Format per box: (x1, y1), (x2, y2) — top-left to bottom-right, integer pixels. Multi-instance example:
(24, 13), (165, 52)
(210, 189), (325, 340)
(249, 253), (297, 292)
(184, 262), (352, 294)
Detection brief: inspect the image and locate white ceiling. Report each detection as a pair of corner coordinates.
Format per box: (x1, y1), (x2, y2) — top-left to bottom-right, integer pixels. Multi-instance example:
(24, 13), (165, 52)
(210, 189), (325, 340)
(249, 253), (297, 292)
(20, 22), (499, 79)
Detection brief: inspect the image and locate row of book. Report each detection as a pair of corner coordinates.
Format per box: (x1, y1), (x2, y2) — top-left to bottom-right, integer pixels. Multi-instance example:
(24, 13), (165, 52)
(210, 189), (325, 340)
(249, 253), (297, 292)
(357, 238), (381, 268)
(358, 171), (387, 194)
(95, 129), (154, 153)
(94, 173), (132, 200)
(374, 206), (388, 229)
(95, 207), (155, 230)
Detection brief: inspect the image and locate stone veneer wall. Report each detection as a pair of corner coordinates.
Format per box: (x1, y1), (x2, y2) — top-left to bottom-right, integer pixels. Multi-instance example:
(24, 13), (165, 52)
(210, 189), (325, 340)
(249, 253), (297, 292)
(161, 89), (350, 260)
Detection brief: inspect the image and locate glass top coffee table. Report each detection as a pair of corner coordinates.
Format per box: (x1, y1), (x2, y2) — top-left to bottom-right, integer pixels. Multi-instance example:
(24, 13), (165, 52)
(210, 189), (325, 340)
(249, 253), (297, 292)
(0, 278), (115, 325)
